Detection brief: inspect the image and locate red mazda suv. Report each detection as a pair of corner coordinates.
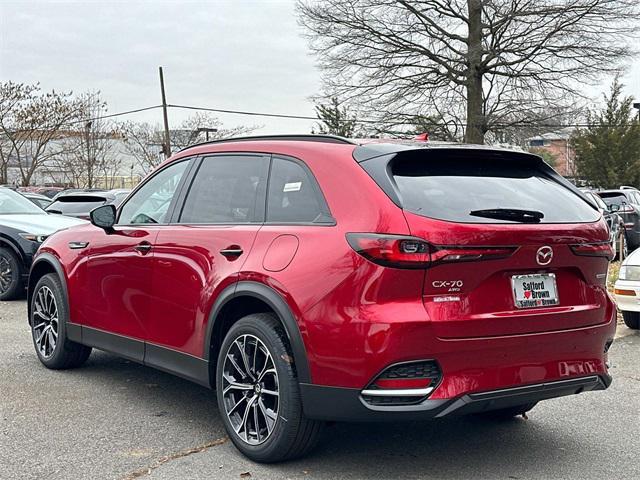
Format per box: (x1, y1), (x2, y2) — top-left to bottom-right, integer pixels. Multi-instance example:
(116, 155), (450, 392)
(28, 135), (616, 462)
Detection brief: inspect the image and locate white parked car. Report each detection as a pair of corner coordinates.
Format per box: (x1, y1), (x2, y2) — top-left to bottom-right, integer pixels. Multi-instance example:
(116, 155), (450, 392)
(614, 249), (640, 330)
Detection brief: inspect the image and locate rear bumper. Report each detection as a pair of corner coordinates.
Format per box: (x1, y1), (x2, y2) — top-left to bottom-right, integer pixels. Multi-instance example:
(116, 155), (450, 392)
(300, 374), (611, 421)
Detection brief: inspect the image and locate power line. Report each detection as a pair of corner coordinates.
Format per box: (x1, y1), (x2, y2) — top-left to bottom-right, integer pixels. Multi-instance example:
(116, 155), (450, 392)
(43, 102), (638, 130)
(64, 105), (163, 126)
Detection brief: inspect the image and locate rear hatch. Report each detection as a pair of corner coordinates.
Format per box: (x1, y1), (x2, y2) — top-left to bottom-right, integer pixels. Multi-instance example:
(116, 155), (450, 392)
(383, 148), (612, 338)
(46, 195), (108, 220)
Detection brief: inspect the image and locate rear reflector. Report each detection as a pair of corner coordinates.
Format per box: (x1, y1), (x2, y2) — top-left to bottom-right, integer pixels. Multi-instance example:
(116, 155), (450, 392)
(614, 288), (636, 296)
(361, 360), (442, 406)
(570, 242), (614, 261)
(347, 233), (516, 269)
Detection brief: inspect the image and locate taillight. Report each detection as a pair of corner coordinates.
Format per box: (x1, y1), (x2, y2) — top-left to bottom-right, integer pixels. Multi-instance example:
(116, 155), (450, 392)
(570, 242), (614, 261)
(346, 233), (516, 269)
(619, 205), (635, 213)
(346, 233), (430, 269)
(430, 246), (516, 264)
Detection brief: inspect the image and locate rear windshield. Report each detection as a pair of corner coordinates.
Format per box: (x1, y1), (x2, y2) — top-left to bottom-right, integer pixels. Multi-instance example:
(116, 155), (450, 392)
(47, 197), (106, 214)
(392, 156), (599, 224)
(598, 192), (627, 207)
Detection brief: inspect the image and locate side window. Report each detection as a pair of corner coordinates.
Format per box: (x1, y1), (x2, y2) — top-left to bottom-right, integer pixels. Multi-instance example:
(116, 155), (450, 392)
(179, 155), (269, 224)
(266, 157), (330, 223)
(118, 160), (190, 225)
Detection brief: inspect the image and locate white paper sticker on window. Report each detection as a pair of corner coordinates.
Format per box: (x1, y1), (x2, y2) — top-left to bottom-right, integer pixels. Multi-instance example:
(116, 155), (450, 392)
(283, 181), (302, 192)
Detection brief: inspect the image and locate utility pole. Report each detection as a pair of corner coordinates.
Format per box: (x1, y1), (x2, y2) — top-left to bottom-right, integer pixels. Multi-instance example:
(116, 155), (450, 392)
(159, 66), (171, 158)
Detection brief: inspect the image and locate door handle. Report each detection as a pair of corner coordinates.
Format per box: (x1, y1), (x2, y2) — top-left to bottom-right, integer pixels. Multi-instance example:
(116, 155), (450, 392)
(220, 247), (243, 258)
(135, 242), (152, 254)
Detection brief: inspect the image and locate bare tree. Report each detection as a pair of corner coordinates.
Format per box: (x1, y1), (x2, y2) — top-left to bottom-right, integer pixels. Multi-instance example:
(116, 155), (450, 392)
(51, 92), (121, 188)
(121, 113), (259, 175)
(119, 121), (164, 175)
(169, 112), (260, 150)
(0, 81), (84, 186)
(297, 0), (638, 144)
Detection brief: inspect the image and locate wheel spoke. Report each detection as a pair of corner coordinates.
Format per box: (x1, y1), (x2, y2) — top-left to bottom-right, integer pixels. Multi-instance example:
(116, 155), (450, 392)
(227, 352), (249, 380)
(236, 337), (255, 381)
(47, 329), (56, 353)
(235, 395), (257, 440)
(227, 394), (249, 416)
(253, 403), (261, 443)
(222, 374), (253, 395)
(261, 388), (279, 397)
(258, 398), (277, 432)
(35, 325), (48, 345)
(259, 367), (276, 382)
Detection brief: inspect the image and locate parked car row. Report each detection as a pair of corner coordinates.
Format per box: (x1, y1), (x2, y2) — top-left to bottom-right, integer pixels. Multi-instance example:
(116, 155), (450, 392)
(0, 188), (86, 300)
(0, 187), (130, 299)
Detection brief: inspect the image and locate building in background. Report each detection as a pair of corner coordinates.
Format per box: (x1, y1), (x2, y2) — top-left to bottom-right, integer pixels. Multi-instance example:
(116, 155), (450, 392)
(527, 126), (577, 178)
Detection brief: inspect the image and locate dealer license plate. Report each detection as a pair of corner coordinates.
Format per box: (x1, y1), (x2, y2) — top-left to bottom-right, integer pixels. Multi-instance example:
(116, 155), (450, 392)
(511, 273), (559, 309)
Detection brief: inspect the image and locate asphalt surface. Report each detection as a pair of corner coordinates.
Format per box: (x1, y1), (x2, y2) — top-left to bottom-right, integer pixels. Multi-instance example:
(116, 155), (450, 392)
(1, 299), (639, 480)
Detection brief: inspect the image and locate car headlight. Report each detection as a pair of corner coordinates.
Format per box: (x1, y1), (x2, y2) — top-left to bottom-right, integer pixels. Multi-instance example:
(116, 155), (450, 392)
(618, 265), (640, 281)
(18, 233), (49, 243)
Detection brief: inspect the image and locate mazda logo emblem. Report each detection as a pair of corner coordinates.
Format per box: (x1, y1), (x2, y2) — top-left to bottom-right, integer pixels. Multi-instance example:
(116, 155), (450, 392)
(536, 246), (553, 266)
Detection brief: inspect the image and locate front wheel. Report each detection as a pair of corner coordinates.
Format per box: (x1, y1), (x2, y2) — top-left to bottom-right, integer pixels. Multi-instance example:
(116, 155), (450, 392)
(216, 313), (324, 463)
(622, 311), (640, 330)
(0, 247), (22, 300)
(30, 273), (92, 369)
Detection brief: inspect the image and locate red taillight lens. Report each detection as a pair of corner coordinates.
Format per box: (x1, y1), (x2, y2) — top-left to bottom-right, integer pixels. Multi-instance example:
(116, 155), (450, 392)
(570, 242), (614, 260)
(347, 233), (517, 269)
(620, 205), (635, 213)
(346, 233), (430, 269)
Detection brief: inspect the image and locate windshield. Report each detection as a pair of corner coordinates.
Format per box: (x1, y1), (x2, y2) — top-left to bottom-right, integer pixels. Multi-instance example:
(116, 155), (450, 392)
(0, 189), (45, 214)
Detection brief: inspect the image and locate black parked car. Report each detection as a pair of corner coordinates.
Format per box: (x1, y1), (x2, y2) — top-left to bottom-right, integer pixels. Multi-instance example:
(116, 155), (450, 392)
(0, 188), (85, 300)
(581, 189), (627, 259)
(46, 189), (130, 220)
(597, 187), (640, 250)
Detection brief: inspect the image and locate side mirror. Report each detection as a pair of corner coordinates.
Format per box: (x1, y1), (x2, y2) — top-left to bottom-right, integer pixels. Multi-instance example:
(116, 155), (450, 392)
(609, 203), (620, 213)
(90, 204), (116, 230)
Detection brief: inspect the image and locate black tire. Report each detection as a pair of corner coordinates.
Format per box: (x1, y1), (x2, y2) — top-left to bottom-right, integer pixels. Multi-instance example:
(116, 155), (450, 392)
(622, 311), (640, 330)
(216, 313), (324, 463)
(0, 247), (23, 301)
(30, 273), (92, 369)
(475, 402), (537, 420)
(619, 231), (629, 260)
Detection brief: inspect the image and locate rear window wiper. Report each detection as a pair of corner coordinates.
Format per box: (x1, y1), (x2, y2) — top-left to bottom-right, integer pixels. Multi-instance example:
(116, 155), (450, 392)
(469, 208), (544, 223)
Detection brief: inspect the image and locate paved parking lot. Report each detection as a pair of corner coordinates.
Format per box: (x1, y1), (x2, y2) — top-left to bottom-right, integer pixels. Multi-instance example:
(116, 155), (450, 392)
(1, 299), (639, 480)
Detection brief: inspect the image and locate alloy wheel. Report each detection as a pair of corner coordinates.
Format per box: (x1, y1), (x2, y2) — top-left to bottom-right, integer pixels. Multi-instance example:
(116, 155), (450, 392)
(222, 334), (279, 445)
(0, 256), (12, 295)
(32, 286), (58, 358)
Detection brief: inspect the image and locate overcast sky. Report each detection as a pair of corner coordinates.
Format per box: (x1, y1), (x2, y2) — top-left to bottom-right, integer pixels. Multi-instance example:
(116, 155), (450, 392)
(1, 0), (639, 135)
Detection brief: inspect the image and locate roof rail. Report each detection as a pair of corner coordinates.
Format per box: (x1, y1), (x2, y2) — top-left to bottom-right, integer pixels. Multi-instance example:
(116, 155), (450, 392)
(178, 134), (356, 152)
(620, 185), (637, 190)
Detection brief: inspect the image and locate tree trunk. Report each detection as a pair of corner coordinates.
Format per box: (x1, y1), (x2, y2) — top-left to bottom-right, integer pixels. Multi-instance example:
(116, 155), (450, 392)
(465, 0), (485, 144)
